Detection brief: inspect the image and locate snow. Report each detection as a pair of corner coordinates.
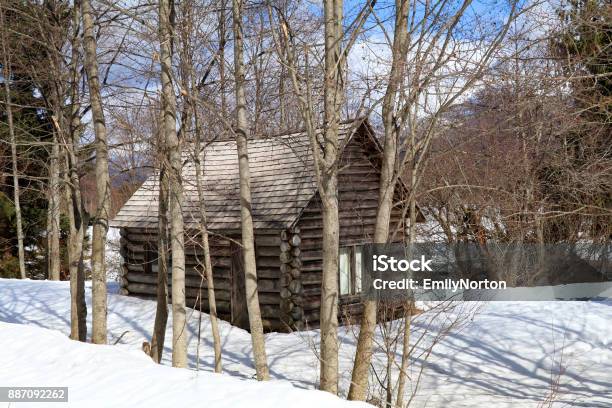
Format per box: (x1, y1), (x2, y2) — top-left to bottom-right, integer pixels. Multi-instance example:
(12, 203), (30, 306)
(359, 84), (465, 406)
(474, 281), (612, 300)
(1, 278), (611, 407)
(0, 322), (369, 408)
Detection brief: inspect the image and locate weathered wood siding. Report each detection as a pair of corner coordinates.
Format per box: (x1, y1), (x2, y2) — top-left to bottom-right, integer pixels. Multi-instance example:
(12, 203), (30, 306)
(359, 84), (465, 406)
(119, 227), (283, 331)
(295, 133), (406, 328)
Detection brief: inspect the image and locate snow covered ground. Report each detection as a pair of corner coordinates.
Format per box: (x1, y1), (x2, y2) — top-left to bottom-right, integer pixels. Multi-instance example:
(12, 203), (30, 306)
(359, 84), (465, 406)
(1, 279), (611, 407)
(1, 322), (369, 408)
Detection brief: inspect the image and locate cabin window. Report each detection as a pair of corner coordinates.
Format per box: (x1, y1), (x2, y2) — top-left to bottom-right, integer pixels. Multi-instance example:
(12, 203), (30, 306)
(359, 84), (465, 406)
(144, 242), (156, 275)
(339, 245), (364, 296)
(339, 248), (351, 295)
(354, 246), (363, 293)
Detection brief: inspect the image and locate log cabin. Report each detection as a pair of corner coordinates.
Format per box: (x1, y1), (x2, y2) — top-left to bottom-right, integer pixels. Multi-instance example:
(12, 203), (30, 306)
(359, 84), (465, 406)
(111, 119), (416, 332)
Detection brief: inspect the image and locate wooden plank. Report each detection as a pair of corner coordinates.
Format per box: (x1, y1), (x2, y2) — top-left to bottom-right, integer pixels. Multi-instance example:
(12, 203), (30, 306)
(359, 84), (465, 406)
(230, 241), (248, 329)
(126, 282), (231, 304)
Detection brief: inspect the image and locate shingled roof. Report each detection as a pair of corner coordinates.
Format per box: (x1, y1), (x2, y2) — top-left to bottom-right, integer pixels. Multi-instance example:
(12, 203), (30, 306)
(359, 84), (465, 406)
(111, 120), (372, 231)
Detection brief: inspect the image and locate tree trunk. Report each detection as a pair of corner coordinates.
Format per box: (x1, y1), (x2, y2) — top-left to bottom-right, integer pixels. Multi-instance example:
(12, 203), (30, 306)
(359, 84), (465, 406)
(279, 63), (286, 129)
(349, 0), (408, 400)
(317, 0), (344, 394)
(395, 191), (417, 405)
(82, 0), (110, 344)
(47, 33), (67, 283)
(150, 149), (169, 363)
(159, 0), (188, 368)
(47, 132), (61, 281)
(218, 0), (227, 119)
(395, 304), (412, 407)
(65, 0), (87, 341)
(267, 2), (346, 392)
(231, 0), (269, 380)
(319, 189), (340, 393)
(65, 163), (88, 342)
(194, 109), (223, 373)
(348, 124), (398, 399)
(0, 7), (26, 280)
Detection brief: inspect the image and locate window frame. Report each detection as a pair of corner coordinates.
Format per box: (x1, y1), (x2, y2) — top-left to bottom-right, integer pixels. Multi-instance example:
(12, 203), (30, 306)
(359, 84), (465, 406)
(143, 241), (157, 275)
(338, 244), (364, 297)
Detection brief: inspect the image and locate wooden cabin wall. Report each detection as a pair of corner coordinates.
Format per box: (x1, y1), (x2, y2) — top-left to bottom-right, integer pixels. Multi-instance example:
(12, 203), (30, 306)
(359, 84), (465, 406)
(119, 227), (233, 321)
(252, 230), (283, 331)
(119, 227), (284, 331)
(295, 136), (406, 328)
(278, 228), (304, 331)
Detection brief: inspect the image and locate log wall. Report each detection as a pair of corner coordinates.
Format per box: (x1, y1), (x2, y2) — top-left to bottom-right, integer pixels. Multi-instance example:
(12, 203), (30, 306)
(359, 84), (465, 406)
(119, 227), (284, 331)
(279, 228), (304, 331)
(295, 134), (406, 328)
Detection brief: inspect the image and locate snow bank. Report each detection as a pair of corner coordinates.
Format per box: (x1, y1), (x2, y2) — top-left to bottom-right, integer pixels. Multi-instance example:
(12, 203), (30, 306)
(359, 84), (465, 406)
(0, 322), (369, 408)
(1, 278), (611, 407)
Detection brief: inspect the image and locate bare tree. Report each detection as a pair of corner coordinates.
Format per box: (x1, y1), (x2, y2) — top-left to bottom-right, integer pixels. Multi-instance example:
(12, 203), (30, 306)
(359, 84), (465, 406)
(67, 0), (88, 342)
(193, 112), (223, 373)
(349, 0), (410, 399)
(168, 0), (226, 371)
(47, 134), (61, 281)
(315, 0), (345, 392)
(64, 146), (88, 343)
(0, 4), (26, 280)
(267, 0), (371, 392)
(218, 0), (228, 118)
(159, 0), (188, 368)
(150, 108), (169, 364)
(82, 0), (110, 344)
(179, 1), (224, 369)
(27, 0), (73, 284)
(349, 0), (524, 401)
(231, 0), (270, 380)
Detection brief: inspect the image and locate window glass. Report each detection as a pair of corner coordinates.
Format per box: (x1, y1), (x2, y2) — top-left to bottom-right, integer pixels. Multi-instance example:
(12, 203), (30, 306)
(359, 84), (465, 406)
(354, 246), (363, 293)
(144, 243), (156, 275)
(339, 247), (351, 295)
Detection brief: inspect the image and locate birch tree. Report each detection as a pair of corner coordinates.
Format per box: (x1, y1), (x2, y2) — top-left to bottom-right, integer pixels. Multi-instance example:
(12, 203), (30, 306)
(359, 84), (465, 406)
(159, 0), (188, 368)
(232, 0), (270, 380)
(271, 1), (345, 392)
(316, 0), (344, 392)
(348, 0), (410, 399)
(349, 0), (523, 401)
(82, 0), (110, 344)
(267, 0), (373, 392)
(62, 0), (88, 342)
